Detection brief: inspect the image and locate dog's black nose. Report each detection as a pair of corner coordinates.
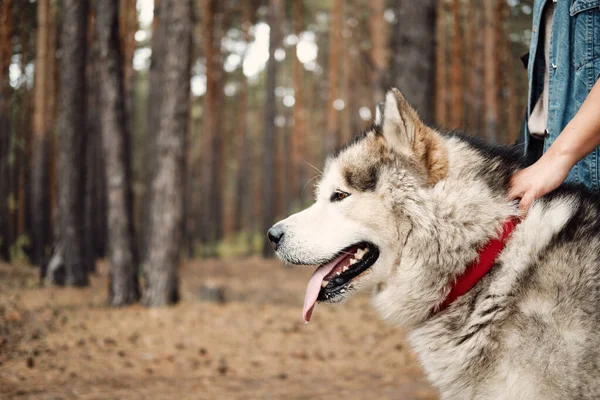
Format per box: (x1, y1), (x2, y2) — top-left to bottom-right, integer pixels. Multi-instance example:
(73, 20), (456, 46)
(267, 225), (284, 249)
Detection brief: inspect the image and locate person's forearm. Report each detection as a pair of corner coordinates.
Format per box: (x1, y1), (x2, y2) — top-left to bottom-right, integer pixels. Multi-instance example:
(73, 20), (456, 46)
(544, 79), (600, 166)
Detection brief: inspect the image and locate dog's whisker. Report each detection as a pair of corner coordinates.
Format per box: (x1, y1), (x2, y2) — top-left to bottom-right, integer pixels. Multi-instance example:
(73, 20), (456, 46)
(301, 174), (321, 196)
(303, 160), (323, 175)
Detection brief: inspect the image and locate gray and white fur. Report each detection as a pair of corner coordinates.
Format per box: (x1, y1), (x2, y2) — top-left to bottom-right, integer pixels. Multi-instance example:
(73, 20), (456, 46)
(271, 88), (600, 399)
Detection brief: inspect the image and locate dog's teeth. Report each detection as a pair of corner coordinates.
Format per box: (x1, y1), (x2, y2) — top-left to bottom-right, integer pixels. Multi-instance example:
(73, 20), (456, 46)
(336, 271), (341, 275)
(349, 259), (357, 265)
(321, 280), (329, 288)
(342, 266), (349, 272)
(355, 248), (366, 260)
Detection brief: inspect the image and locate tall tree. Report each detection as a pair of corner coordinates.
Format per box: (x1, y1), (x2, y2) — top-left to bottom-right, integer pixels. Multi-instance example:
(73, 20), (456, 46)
(233, 0), (252, 233)
(119, 0), (136, 120)
(449, 0), (464, 128)
(96, 0), (140, 305)
(0, 0), (12, 261)
(141, 0), (191, 306)
(434, 0), (447, 127)
(391, 0), (436, 123)
(200, 0), (226, 248)
(502, 2), (517, 144)
(141, 0), (164, 258)
(325, 0), (342, 153)
(483, 0), (499, 143)
(369, 0), (387, 105)
(291, 0), (306, 203)
(47, 0), (89, 286)
(31, 0), (56, 267)
(261, 0), (281, 257)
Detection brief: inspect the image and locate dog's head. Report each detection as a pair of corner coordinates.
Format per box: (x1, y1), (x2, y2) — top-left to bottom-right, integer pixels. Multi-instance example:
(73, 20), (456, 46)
(269, 88), (449, 325)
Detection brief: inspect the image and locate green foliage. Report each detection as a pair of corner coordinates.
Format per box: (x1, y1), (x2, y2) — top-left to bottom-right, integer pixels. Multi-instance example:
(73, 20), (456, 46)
(9, 234), (31, 265)
(194, 230), (264, 259)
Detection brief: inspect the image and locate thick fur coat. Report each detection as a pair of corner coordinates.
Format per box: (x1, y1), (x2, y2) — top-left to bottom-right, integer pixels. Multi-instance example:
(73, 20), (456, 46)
(271, 88), (600, 399)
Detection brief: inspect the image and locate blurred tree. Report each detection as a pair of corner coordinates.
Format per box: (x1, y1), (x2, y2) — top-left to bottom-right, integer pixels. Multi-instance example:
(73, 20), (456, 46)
(201, 0), (226, 249)
(31, 0), (56, 267)
(450, 0), (464, 128)
(503, 2), (517, 144)
(325, 0), (341, 152)
(483, 0), (499, 143)
(0, 0), (12, 261)
(141, 0), (164, 259)
(233, 0), (253, 233)
(46, 0), (90, 286)
(15, 3), (35, 257)
(435, 0), (447, 127)
(369, 0), (387, 105)
(119, 0), (137, 122)
(141, 0), (191, 306)
(84, 6), (101, 273)
(392, 0), (436, 123)
(465, 0), (481, 133)
(262, 0), (281, 257)
(291, 0), (306, 203)
(96, 0), (140, 305)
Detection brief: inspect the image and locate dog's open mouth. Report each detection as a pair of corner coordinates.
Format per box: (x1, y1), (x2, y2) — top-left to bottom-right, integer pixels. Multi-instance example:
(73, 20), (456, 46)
(303, 241), (379, 322)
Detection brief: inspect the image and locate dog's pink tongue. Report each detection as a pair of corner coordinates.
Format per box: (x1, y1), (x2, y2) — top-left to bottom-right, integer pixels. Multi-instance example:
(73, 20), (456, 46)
(302, 258), (341, 323)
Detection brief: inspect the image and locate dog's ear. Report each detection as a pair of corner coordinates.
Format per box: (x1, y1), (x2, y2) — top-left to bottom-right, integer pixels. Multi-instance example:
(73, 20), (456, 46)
(381, 88), (420, 157)
(374, 102), (384, 126)
(381, 88), (448, 184)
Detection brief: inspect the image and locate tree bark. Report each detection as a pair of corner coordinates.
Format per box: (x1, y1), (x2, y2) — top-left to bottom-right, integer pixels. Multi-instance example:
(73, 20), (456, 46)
(233, 0), (252, 233)
(369, 0), (387, 105)
(0, 0), (12, 261)
(261, 0), (280, 257)
(325, 0), (342, 153)
(48, 0), (89, 286)
(31, 0), (56, 267)
(392, 0), (436, 123)
(200, 0), (225, 248)
(141, 0), (164, 258)
(449, 0), (464, 128)
(483, 0), (499, 143)
(141, 0), (191, 307)
(434, 0), (447, 127)
(291, 0), (306, 202)
(96, 0), (140, 305)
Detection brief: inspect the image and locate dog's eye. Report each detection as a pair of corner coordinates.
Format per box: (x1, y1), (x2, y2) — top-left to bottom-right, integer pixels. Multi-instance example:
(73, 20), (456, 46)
(330, 190), (350, 202)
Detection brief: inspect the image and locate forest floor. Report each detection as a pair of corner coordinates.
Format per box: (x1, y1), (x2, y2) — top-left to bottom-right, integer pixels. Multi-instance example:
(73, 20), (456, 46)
(0, 258), (437, 399)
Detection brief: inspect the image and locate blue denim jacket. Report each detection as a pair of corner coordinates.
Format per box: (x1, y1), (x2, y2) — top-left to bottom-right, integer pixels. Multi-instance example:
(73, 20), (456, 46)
(524, 0), (600, 189)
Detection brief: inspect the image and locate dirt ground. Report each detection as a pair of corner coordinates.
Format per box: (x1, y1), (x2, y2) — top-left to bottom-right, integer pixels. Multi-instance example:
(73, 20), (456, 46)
(0, 258), (438, 399)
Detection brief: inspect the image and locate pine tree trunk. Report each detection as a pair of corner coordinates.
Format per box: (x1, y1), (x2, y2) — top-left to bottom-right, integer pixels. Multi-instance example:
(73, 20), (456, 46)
(96, 0), (140, 305)
(504, 1), (517, 144)
(435, 0), (447, 127)
(48, 0), (89, 286)
(233, 0), (252, 233)
(141, 0), (191, 307)
(392, 0), (436, 123)
(369, 0), (387, 105)
(141, 0), (164, 258)
(291, 0), (306, 202)
(31, 0), (56, 267)
(464, 0), (475, 132)
(483, 0), (499, 143)
(119, 0), (136, 123)
(450, 0), (464, 128)
(325, 0), (342, 153)
(261, 0), (280, 257)
(201, 0), (225, 248)
(0, 0), (12, 261)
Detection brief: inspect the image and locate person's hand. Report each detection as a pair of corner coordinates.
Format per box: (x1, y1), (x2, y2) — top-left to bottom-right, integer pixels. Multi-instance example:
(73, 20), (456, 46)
(508, 151), (573, 215)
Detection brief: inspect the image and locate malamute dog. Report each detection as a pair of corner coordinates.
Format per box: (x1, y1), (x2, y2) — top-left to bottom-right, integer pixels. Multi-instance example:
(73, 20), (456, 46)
(268, 88), (600, 399)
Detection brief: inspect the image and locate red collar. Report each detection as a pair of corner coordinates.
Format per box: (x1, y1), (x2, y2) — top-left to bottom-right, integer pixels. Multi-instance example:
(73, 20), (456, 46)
(438, 218), (519, 310)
